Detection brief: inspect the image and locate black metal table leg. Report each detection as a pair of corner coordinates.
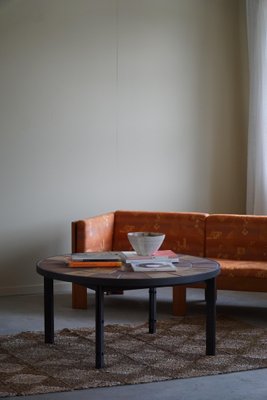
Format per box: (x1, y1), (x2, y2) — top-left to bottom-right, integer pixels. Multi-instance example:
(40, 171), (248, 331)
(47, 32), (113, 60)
(95, 286), (104, 368)
(205, 277), (216, 355)
(44, 277), (54, 344)
(149, 288), (157, 334)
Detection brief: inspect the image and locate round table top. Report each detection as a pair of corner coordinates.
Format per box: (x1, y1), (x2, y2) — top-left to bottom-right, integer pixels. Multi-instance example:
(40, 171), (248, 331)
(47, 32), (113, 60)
(37, 254), (220, 290)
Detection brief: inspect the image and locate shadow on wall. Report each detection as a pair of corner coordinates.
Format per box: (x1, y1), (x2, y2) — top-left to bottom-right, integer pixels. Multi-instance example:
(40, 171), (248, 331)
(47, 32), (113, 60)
(0, 226), (69, 294)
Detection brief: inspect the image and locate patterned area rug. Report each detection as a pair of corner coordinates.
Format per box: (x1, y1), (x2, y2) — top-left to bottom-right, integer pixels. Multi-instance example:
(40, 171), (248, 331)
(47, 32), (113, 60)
(1, 315), (267, 397)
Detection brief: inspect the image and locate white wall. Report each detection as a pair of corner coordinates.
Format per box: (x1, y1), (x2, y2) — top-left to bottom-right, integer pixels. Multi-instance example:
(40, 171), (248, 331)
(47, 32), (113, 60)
(0, 0), (247, 294)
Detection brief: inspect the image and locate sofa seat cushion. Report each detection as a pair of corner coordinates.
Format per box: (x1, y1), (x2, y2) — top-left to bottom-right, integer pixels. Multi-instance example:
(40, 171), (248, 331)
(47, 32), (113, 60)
(213, 258), (267, 278)
(112, 210), (208, 256)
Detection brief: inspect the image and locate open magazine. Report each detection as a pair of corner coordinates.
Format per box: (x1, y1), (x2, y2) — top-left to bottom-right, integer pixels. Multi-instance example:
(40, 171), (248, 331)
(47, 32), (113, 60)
(129, 261), (177, 272)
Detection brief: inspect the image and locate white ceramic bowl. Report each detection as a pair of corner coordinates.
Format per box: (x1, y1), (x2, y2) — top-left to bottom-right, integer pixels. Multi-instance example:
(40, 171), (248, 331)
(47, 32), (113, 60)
(127, 232), (165, 256)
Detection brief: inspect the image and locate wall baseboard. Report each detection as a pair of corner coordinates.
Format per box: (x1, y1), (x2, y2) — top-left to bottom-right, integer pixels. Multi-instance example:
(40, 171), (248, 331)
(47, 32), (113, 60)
(0, 282), (72, 296)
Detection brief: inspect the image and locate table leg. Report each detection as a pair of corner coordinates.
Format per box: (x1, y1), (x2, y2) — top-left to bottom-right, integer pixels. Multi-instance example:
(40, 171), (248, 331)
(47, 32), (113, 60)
(149, 288), (157, 334)
(205, 278), (216, 355)
(95, 286), (104, 368)
(44, 277), (54, 344)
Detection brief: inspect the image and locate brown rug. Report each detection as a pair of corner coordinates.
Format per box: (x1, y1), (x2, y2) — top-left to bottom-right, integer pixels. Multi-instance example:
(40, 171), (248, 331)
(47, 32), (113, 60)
(1, 315), (267, 397)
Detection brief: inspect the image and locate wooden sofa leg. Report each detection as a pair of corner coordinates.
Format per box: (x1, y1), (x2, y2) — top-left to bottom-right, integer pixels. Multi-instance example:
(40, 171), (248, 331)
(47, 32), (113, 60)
(72, 283), (87, 309)
(172, 286), (187, 316)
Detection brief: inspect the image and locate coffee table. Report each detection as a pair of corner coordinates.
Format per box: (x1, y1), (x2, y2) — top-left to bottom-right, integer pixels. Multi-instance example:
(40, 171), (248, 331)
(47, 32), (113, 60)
(36, 254), (220, 368)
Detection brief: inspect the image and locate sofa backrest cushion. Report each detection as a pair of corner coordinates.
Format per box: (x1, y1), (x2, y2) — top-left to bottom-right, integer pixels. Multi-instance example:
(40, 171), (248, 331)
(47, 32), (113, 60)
(72, 212), (115, 252)
(112, 210), (207, 256)
(205, 214), (267, 260)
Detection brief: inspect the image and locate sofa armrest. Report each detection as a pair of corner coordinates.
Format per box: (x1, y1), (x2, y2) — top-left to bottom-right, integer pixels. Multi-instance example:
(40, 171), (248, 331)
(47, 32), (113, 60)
(72, 212), (115, 253)
(71, 212), (115, 309)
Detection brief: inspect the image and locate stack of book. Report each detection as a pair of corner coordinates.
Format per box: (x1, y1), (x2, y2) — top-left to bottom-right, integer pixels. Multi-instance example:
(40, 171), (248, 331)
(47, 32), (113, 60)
(68, 252), (122, 268)
(68, 250), (179, 271)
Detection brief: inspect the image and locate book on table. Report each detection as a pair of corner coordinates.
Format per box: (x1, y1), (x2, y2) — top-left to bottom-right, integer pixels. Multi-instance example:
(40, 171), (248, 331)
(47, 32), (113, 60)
(68, 250), (179, 268)
(69, 252), (123, 268)
(121, 250), (179, 263)
(129, 261), (177, 272)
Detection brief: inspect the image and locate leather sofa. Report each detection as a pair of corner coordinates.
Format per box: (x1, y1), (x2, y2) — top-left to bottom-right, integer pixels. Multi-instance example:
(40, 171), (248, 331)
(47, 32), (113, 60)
(71, 210), (267, 315)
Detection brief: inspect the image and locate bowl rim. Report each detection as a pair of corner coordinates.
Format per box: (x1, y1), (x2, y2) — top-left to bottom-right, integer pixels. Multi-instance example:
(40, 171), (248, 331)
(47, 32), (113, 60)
(127, 232), (165, 237)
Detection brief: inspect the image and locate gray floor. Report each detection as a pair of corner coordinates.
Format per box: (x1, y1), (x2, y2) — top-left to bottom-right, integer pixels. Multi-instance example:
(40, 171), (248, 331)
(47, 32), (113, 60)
(1, 287), (267, 399)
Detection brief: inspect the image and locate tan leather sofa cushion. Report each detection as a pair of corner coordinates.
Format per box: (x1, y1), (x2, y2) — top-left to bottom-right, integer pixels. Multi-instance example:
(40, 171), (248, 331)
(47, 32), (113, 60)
(212, 258), (267, 278)
(112, 210), (208, 256)
(206, 214), (267, 261)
